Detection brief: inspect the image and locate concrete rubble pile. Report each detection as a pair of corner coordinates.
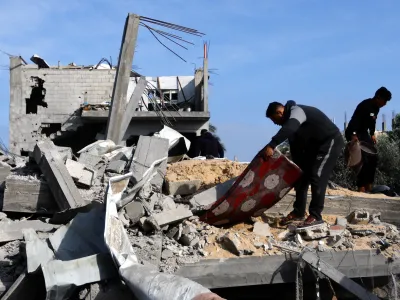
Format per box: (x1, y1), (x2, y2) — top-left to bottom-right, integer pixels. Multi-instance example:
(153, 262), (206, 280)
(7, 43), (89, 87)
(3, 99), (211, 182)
(0, 131), (398, 299)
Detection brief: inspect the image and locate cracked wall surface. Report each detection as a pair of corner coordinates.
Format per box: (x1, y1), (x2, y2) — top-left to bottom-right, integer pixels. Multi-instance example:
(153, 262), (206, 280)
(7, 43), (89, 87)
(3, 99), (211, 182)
(9, 57), (116, 154)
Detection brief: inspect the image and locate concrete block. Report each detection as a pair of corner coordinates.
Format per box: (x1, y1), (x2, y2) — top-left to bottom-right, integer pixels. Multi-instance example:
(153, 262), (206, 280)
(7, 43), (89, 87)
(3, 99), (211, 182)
(165, 179), (202, 196)
(180, 233), (200, 247)
(253, 222), (271, 237)
(110, 151), (129, 162)
(160, 196), (176, 211)
(34, 141), (86, 210)
(106, 160), (126, 174)
(335, 217), (348, 227)
(217, 232), (253, 256)
(348, 210), (370, 225)
(0, 161), (11, 185)
(124, 201), (145, 225)
(152, 206), (193, 227)
(3, 175), (57, 214)
(190, 177), (237, 208)
(329, 225), (345, 236)
(65, 159), (94, 188)
(54, 146), (73, 162)
(78, 153), (102, 169)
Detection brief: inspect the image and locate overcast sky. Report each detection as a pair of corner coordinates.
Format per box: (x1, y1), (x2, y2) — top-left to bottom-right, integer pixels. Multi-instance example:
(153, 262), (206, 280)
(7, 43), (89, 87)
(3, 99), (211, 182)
(0, 0), (399, 161)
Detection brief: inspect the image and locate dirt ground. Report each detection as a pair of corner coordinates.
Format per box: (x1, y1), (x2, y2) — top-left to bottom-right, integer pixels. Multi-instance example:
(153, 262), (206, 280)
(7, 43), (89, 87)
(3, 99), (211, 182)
(165, 159), (247, 188)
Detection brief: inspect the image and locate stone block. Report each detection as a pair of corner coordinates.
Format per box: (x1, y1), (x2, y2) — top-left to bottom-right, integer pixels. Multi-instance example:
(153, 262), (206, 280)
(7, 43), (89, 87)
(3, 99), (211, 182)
(152, 206), (193, 227)
(65, 159), (94, 188)
(106, 160), (126, 174)
(252, 222), (271, 237)
(165, 179), (202, 196)
(217, 232), (253, 256)
(348, 210), (370, 225)
(329, 225), (345, 236)
(124, 202), (145, 225)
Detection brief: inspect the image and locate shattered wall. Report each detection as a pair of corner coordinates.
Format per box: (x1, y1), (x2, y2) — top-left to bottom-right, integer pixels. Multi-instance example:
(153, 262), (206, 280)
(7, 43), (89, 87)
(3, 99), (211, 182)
(9, 57), (116, 154)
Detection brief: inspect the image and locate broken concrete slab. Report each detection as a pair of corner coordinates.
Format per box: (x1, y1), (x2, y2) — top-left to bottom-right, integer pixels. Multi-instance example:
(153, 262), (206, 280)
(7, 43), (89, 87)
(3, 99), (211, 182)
(190, 177), (237, 208)
(0, 161), (11, 186)
(65, 159), (95, 188)
(23, 228), (55, 273)
(217, 232), (253, 256)
(296, 224), (329, 240)
(106, 160), (126, 174)
(129, 136), (169, 191)
(2, 175), (57, 214)
(160, 195), (177, 211)
(124, 201), (145, 225)
(54, 146), (73, 163)
(252, 222), (271, 237)
(34, 141), (87, 210)
(165, 179), (202, 196)
(77, 152), (103, 169)
(152, 206), (193, 227)
(41, 253), (118, 300)
(0, 220), (57, 243)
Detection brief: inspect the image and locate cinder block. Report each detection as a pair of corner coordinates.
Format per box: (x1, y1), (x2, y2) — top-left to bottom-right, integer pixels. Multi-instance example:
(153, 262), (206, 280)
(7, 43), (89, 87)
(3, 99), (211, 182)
(165, 179), (202, 196)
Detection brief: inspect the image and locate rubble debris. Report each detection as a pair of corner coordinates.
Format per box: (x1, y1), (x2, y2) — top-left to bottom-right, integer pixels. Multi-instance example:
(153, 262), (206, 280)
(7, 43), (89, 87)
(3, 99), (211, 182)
(370, 212), (382, 224)
(329, 224), (346, 236)
(106, 160), (127, 174)
(151, 206), (193, 228)
(0, 220), (57, 243)
(77, 152), (102, 169)
(165, 179), (202, 196)
(124, 201), (145, 225)
(153, 125), (191, 163)
(65, 159), (95, 188)
(54, 146), (73, 162)
(159, 195), (177, 211)
(166, 159), (246, 189)
(348, 224), (386, 237)
(23, 228), (55, 273)
(217, 232), (253, 256)
(190, 177), (237, 208)
(296, 223), (329, 240)
(252, 222), (271, 237)
(33, 141), (87, 210)
(0, 161), (11, 185)
(327, 235), (345, 248)
(348, 210), (370, 225)
(78, 140), (117, 156)
(3, 174), (57, 214)
(130, 136), (169, 190)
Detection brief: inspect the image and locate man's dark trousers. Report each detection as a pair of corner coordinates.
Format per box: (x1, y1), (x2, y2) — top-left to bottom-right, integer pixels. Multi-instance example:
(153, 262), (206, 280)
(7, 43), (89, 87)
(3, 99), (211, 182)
(291, 134), (344, 221)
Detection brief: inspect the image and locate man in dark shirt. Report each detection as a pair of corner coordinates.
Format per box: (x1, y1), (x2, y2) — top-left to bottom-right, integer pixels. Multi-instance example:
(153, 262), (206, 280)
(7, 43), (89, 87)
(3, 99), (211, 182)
(261, 101), (343, 228)
(345, 87), (392, 192)
(192, 129), (224, 158)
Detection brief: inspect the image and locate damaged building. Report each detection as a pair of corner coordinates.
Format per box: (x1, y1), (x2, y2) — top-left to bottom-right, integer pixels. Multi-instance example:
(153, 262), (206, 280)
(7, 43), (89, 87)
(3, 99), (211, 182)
(9, 56), (210, 155)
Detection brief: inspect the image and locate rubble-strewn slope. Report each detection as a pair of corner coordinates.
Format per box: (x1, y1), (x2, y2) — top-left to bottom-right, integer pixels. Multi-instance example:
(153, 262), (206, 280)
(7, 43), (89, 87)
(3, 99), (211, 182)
(165, 160), (248, 188)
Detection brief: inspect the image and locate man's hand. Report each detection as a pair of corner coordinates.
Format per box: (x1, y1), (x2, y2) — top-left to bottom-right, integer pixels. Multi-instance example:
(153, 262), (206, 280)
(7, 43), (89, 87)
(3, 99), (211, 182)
(371, 135), (377, 144)
(259, 146), (274, 160)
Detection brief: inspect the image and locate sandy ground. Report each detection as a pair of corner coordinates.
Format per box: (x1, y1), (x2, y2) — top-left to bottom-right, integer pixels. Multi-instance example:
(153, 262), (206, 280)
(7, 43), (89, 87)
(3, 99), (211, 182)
(166, 159), (247, 188)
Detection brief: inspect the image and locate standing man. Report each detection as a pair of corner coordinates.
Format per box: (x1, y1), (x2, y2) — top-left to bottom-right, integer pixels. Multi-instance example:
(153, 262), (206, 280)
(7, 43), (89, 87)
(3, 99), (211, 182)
(192, 129), (224, 158)
(262, 101), (343, 228)
(345, 87), (392, 192)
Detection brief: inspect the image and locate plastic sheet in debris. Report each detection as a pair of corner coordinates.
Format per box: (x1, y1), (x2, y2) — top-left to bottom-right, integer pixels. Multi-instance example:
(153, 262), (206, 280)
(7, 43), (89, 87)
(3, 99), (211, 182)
(154, 125), (191, 163)
(105, 173), (211, 300)
(200, 150), (302, 226)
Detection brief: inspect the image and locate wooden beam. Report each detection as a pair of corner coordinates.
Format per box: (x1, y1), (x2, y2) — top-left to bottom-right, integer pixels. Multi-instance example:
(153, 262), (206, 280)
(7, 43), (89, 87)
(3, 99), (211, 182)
(302, 251), (379, 300)
(119, 76), (147, 142)
(106, 14), (140, 144)
(33, 141), (86, 210)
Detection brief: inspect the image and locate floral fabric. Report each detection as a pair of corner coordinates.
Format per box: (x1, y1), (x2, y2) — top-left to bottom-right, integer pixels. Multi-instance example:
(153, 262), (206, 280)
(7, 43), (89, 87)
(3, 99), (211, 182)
(200, 151), (302, 226)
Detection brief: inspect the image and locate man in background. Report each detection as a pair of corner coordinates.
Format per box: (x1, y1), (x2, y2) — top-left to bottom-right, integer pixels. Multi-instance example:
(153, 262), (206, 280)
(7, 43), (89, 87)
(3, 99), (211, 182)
(345, 87), (392, 193)
(192, 129), (224, 158)
(262, 101), (343, 228)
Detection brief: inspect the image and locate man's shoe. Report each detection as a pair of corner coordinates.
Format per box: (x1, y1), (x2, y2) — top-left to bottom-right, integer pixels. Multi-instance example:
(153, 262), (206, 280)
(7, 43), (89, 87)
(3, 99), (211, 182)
(297, 215), (324, 229)
(279, 212), (305, 226)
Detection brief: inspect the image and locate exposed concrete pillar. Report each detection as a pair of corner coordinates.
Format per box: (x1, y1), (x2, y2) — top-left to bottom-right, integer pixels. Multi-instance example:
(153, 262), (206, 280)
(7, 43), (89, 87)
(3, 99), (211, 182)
(202, 58), (209, 112)
(9, 57), (24, 154)
(194, 69), (203, 111)
(106, 14), (140, 144)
